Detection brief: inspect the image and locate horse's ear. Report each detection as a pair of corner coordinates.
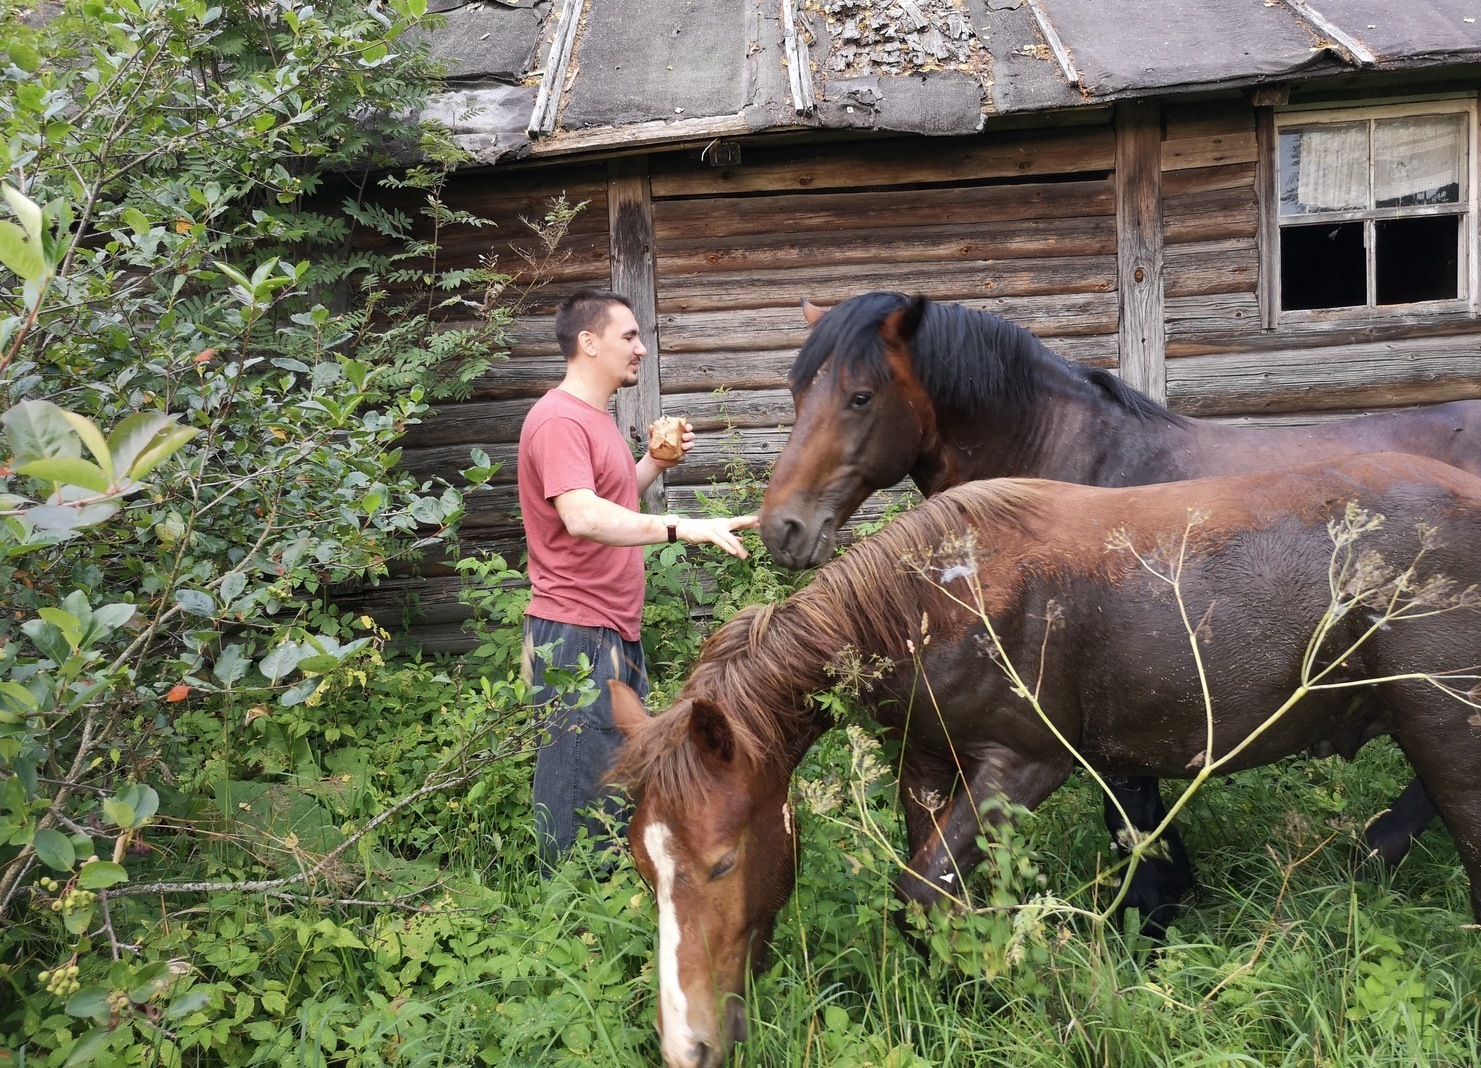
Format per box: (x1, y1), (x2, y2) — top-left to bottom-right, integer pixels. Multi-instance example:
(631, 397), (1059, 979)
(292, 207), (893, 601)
(609, 680), (651, 738)
(881, 295), (927, 346)
(800, 297), (829, 327)
(688, 697), (737, 764)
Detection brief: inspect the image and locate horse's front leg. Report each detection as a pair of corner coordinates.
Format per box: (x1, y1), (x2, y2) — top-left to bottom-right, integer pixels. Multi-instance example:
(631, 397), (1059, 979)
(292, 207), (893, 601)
(1361, 776), (1438, 868)
(896, 749), (1067, 920)
(1103, 775), (1194, 939)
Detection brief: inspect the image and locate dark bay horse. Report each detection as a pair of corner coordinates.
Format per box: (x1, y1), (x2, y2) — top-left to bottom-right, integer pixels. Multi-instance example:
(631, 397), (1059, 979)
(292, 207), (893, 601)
(617, 453), (1481, 1068)
(759, 291), (1481, 930)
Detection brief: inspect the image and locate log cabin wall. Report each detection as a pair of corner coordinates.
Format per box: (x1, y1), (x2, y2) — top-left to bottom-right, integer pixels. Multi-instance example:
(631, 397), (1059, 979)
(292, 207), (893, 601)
(351, 92), (1481, 650)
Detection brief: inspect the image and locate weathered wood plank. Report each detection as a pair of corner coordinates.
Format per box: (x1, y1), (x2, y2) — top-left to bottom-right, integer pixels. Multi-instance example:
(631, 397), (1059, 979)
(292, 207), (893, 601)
(1164, 292), (1263, 352)
(653, 178), (1114, 241)
(1166, 295), (1481, 357)
(1254, 106), (1279, 330)
(464, 353), (565, 402)
(1161, 130), (1257, 171)
(1161, 162), (1256, 199)
(1161, 100), (1256, 171)
(402, 397), (542, 447)
(1163, 238), (1257, 298)
(1162, 98), (1255, 141)
(1168, 334), (1481, 416)
(401, 442), (521, 485)
(656, 255), (1118, 312)
(655, 215), (1117, 277)
(1116, 100), (1165, 402)
(654, 297), (1120, 356)
(656, 349), (796, 392)
(609, 156), (665, 512)
(650, 126), (1117, 197)
(1162, 180), (1257, 244)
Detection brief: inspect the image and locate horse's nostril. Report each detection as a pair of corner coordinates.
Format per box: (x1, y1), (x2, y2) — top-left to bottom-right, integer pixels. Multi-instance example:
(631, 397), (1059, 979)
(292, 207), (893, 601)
(725, 999), (749, 1044)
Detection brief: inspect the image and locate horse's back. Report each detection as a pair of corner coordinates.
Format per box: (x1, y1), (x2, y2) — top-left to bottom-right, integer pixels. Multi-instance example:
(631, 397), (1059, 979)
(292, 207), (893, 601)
(1190, 399), (1481, 480)
(928, 453), (1481, 751)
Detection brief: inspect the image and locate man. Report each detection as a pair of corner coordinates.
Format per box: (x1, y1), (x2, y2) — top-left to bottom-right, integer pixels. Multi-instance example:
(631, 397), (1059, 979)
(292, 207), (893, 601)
(518, 288), (758, 869)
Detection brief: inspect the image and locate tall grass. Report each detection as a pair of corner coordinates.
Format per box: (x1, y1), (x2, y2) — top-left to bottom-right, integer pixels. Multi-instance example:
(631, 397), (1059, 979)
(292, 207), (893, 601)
(443, 724), (1479, 1067)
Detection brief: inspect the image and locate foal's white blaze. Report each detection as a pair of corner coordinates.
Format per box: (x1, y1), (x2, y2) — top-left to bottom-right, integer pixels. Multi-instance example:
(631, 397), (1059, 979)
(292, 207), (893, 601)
(645, 821), (697, 1063)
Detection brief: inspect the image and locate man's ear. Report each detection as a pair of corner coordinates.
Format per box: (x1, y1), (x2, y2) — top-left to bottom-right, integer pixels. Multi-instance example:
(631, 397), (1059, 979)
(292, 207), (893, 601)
(609, 680), (651, 737)
(800, 297), (829, 327)
(688, 697), (736, 764)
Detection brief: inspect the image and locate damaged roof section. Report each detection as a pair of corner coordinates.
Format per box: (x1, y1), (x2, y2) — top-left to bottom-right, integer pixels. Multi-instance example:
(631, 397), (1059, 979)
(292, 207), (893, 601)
(411, 0), (1481, 165)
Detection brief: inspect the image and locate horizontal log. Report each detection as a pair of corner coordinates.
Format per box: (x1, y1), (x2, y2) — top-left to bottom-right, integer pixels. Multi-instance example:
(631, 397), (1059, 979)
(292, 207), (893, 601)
(401, 442), (520, 484)
(656, 255), (1119, 313)
(1162, 99), (1256, 142)
(1161, 130), (1257, 171)
(403, 397), (538, 447)
(1164, 292), (1263, 351)
(1165, 296), (1481, 357)
(655, 293), (1119, 355)
(1168, 333), (1481, 416)
(657, 349), (796, 392)
(436, 232), (612, 286)
(653, 178), (1113, 241)
(1163, 182), (1257, 245)
(465, 355), (565, 402)
(442, 169), (610, 219)
(1160, 161), (1256, 199)
(655, 214), (1116, 277)
(1163, 238), (1257, 299)
(336, 575), (476, 627)
(650, 127), (1116, 198)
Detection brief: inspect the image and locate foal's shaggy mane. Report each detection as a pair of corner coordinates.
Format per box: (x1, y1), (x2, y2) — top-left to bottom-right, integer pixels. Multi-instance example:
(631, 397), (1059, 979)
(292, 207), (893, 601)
(789, 291), (1183, 425)
(612, 480), (1045, 804)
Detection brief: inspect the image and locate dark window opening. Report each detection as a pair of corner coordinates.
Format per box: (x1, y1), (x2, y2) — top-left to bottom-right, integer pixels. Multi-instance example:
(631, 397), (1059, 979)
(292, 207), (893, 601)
(1375, 215), (1460, 304)
(1281, 222), (1366, 310)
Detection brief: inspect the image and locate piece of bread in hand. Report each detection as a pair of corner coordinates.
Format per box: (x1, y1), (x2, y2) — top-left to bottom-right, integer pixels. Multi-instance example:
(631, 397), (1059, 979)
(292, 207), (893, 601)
(648, 415), (686, 462)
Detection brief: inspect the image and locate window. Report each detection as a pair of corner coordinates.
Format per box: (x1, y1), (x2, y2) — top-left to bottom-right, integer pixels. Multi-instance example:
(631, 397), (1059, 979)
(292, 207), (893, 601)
(1275, 100), (1475, 313)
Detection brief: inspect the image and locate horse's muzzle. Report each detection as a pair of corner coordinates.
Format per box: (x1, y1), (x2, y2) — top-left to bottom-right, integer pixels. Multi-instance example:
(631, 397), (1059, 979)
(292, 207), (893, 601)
(759, 511), (834, 569)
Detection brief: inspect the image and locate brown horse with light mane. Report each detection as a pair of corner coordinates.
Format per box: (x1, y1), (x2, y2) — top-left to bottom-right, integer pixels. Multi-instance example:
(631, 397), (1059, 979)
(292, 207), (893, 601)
(758, 291), (1481, 932)
(618, 452), (1481, 1068)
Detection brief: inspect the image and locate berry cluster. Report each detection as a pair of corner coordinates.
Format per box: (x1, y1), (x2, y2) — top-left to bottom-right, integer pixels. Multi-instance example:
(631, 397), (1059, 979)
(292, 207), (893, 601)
(48, 886), (96, 916)
(37, 962), (80, 997)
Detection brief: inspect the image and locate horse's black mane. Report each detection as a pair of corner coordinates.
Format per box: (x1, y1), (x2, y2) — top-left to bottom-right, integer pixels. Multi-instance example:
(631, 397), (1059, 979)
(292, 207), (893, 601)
(791, 291), (1183, 425)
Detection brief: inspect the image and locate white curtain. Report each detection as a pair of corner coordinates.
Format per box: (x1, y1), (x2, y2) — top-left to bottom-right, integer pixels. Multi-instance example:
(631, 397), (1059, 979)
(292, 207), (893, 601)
(1292, 122), (1367, 213)
(1374, 114), (1466, 207)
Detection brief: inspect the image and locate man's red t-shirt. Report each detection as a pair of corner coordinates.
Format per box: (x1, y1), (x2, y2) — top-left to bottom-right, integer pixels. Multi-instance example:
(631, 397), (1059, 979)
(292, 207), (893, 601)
(518, 388), (646, 641)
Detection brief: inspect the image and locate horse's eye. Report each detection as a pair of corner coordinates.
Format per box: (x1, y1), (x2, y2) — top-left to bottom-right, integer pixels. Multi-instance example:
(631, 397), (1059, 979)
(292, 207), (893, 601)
(710, 850), (738, 880)
(849, 391), (873, 409)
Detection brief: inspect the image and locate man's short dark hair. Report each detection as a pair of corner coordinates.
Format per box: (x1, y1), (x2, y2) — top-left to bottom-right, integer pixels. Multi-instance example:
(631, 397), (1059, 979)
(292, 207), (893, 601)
(555, 289), (633, 359)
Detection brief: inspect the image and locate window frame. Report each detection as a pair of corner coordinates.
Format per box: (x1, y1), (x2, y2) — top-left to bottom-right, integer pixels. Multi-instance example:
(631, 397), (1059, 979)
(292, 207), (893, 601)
(1262, 95), (1479, 325)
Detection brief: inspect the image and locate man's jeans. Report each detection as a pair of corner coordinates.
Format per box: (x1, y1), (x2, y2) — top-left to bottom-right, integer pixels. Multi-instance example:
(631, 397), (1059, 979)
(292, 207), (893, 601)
(523, 616), (649, 870)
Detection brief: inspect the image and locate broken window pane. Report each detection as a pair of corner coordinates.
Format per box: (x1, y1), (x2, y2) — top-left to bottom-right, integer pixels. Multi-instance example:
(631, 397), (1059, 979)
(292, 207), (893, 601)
(1281, 221), (1365, 310)
(1375, 215), (1460, 305)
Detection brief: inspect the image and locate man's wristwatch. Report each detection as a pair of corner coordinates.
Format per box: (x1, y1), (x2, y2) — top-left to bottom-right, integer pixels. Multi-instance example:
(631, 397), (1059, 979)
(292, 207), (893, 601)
(665, 516), (679, 543)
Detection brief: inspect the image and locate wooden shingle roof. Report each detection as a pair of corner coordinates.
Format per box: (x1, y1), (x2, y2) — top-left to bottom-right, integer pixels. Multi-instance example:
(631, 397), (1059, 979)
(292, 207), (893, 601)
(417, 0), (1481, 161)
